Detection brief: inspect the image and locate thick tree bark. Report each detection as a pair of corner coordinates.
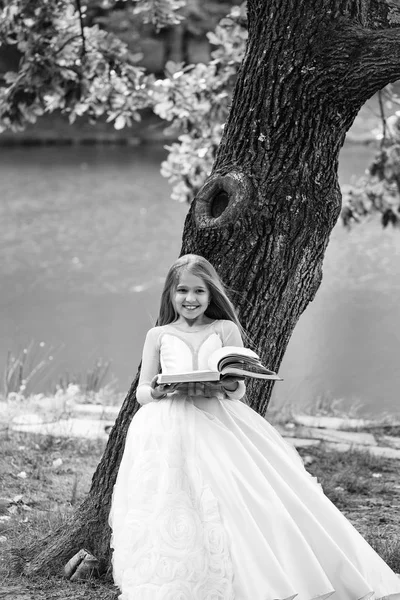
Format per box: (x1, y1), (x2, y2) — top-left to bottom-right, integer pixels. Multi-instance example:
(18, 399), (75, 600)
(181, 0), (400, 416)
(19, 0), (400, 577)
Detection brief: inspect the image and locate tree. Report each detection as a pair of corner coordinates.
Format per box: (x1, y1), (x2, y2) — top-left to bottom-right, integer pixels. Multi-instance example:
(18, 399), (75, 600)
(4, 0), (400, 578)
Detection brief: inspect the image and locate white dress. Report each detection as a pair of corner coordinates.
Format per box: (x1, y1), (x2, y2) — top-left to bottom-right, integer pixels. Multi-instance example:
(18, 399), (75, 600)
(109, 320), (400, 600)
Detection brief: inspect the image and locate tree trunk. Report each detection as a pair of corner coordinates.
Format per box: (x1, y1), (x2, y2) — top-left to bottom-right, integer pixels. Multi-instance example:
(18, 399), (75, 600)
(163, 24), (187, 64)
(20, 0), (400, 577)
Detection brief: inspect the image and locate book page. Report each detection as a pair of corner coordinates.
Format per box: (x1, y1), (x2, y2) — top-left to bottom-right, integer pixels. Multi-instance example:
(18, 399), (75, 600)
(207, 346), (259, 371)
(157, 370), (220, 384)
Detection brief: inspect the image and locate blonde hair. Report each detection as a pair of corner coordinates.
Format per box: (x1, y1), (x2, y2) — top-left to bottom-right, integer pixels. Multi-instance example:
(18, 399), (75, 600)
(157, 254), (245, 337)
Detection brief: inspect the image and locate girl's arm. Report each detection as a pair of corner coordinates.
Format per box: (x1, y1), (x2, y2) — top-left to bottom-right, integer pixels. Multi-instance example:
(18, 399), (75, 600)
(220, 320), (247, 401)
(136, 328), (164, 405)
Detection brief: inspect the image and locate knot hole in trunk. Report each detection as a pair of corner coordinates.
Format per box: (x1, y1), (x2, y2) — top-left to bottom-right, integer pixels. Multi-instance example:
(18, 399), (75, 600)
(211, 190), (230, 218)
(194, 171), (252, 228)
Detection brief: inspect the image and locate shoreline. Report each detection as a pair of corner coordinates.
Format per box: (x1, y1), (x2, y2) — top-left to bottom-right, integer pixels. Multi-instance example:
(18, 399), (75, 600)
(0, 129), (379, 148)
(0, 99), (386, 147)
(2, 395), (400, 458)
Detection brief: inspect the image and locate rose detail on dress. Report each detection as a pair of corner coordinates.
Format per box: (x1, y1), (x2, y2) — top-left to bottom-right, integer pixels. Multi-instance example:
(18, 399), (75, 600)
(127, 451), (162, 501)
(200, 486), (220, 523)
(155, 556), (178, 581)
(157, 494), (202, 554)
(113, 427), (235, 599)
(121, 583), (159, 600)
(165, 467), (191, 496)
(204, 522), (228, 556)
(124, 551), (158, 586)
(124, 508), (151, 553)
(158, 580), (193, 600)
(194, 577), (235, 600)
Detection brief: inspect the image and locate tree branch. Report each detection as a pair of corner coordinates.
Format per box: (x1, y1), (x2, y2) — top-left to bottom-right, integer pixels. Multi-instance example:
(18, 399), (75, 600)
(75, 0), (87, 58)
(357, 25), (400, 81)
(314, 21), (400, 103)
(378, 89), (388, 147)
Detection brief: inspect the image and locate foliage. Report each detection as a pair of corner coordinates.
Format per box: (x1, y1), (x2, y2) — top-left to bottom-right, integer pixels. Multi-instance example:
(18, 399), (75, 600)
(151, 3), (247, 201)
(0, 0), (152, 131)
(0, 0), (247, 201)
(342, 86), (400, 229)
(86, 0), (241, 61)
(1, 0), (400, 217)
(127, 0), (241, 35)
(133, 0), (186, 28)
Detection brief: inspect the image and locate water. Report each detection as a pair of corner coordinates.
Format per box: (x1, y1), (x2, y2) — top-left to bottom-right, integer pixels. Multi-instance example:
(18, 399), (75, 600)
(1, 143), (399, 418)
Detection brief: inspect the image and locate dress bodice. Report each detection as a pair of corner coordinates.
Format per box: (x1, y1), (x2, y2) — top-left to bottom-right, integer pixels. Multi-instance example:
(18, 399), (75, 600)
(159, 326), (223, 374)
(136, 319), (246, 403)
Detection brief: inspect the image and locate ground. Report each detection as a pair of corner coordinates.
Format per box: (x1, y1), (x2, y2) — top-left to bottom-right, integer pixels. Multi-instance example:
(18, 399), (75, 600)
(298, 442), (400, 569)
(0, 427), (399, 599)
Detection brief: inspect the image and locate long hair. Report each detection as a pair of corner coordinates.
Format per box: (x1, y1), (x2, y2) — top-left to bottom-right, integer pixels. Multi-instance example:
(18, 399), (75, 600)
(157, 254), (246, 338)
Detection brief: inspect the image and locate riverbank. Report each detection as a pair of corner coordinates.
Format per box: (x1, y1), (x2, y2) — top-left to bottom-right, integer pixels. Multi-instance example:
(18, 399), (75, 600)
(0, 92), (392, 147)
(0, 110), (171, 147)
(3, 395), (400, 459)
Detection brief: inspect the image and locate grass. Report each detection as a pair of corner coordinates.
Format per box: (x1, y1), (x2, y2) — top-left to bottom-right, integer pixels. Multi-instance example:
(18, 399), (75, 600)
(1, 340), (121, 412)
(0, 574), (118, 600)
(0, 427), (399, 599)
(57, 359), (115, 397)
(0, 429), (119, 598)
(297, 443), (400, 572)
(365, 531), (400, 574)
(2, 341), (60, 398)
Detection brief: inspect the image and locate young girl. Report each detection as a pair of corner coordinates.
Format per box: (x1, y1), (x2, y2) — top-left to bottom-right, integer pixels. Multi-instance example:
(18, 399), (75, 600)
(109, 254), (400, 600)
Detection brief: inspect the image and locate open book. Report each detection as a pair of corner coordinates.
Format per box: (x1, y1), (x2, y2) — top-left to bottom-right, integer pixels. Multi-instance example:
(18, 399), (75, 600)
(157, 346), (283, 384)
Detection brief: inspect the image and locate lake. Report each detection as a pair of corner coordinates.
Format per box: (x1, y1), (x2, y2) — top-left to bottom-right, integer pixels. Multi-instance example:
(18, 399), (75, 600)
(1, 143), (400, 418)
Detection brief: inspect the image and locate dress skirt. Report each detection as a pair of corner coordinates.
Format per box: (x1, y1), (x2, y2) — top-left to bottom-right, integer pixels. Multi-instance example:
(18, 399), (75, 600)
(109, 395), (400, 600)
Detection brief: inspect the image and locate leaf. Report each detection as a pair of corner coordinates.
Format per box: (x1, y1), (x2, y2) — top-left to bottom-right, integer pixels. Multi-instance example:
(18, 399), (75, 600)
(164, 61), (186, 77)
(114, 114), (126, 130)
(4, 71), (19, 84)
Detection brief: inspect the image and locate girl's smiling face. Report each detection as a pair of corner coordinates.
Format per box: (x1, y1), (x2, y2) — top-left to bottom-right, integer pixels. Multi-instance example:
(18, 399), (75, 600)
(173, 271), (210, 323)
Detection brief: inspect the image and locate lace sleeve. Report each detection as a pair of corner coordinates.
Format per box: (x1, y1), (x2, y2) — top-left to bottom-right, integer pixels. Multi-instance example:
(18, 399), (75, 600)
(136, 327), (161, 405)
(220, 320), (246, 401)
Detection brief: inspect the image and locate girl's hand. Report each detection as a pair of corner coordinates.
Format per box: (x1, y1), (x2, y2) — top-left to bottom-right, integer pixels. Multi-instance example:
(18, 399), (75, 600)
(182, 382), (221, 398)
(220, 376), (243, 393)
(186, 382), (209, 397)
(182, 379), (243, 398)
(150, 375), (180, 399)
(184, 381), (237, 398)
(203, 382), (225, 397)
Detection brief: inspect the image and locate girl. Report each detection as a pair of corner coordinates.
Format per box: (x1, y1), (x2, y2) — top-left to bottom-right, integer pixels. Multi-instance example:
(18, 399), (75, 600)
(109, 254), (400, 600)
